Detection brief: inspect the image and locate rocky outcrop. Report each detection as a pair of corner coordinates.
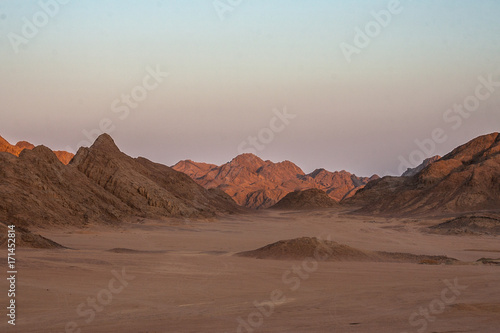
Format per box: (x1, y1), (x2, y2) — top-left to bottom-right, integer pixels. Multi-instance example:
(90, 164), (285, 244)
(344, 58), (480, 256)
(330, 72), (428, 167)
(0, 144), (133, 228)
(71, 134), (242, 219)
(0, 134), (242, 230)
(347, 133), (500, 215)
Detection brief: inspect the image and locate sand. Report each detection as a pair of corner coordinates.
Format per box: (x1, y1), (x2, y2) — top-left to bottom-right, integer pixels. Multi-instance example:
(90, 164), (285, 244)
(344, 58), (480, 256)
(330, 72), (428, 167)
(1, 209), (499, 332)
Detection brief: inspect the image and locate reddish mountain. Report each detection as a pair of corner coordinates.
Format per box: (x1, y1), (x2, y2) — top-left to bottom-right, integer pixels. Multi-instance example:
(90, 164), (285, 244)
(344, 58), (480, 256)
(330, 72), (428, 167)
(348, 133), (500, 215)
(302, 169), (379, 201)
(171, 160), (218, 179)
(0, 135), (74, 165)
(173, 154), (377, 209)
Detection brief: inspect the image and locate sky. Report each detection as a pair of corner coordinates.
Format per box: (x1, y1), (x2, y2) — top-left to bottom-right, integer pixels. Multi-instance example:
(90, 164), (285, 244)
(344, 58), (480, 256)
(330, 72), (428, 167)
(1, 0), (499, 176)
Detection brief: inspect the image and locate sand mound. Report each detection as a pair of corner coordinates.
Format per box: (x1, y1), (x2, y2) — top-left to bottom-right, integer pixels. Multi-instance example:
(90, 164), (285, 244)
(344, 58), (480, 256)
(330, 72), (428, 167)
(237, 237), (372, 260)
(236, 237), (457, 264)
(270, 189), (340, 210)
(0, 224), (65, 249)
(476, 258), (500, 265)
(106, 248), (167, 254)
(430, 215), (500, 235)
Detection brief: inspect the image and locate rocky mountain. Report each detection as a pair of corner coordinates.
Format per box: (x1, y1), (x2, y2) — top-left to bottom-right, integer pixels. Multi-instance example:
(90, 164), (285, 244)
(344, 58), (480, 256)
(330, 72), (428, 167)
(402, 155), (441, 177)
(0, 134), (242, 229)
(0, 144), (132, 228)
(270, 188), (340, 210)
(302, 169), (379, 201)
(0, 135), (74, 165)
(347, 133), (500, 215)
(172, 154), (377, 209)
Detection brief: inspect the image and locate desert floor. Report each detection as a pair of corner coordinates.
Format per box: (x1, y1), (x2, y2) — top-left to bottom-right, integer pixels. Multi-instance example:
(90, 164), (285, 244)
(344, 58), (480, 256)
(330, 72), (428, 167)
(2, 209), (500, 333)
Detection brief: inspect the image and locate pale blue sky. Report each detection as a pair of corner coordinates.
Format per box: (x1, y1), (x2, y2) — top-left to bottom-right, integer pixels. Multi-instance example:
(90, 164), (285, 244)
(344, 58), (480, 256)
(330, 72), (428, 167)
(1, 0), (499, 175)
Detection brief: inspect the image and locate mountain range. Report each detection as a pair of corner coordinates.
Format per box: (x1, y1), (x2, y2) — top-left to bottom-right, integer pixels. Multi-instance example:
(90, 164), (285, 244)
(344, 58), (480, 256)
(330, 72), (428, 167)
(173, 155), (378, 209)
(1, 132), (499, 230)
(0, 134), (242, 228)
(0, 135), (74, 165)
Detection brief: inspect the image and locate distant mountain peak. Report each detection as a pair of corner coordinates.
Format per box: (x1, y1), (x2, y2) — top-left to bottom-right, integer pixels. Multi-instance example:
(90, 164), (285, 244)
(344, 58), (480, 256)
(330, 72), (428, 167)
(15, 141), (35, 150)
(91, 133), (121, 153)
(173, 154), (374, 209)
(231, 153), (265, 165)
(0, 134), (74, 165)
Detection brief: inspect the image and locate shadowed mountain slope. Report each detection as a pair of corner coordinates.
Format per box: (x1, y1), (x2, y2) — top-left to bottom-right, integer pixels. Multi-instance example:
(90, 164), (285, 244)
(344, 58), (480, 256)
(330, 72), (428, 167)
(347, 133), (500, 215)
(0, 134), (242, 231)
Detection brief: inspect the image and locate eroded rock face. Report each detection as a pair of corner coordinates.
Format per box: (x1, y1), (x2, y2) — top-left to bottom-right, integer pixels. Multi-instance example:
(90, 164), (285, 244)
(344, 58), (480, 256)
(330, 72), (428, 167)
(173, 155), (377, 209)
(270, 188), (340, 210)
(0, 144), (133, 228)
(0, 135), (74, 165)
(347, 132), (500, 215)
(0, 134), (242, 229)
(71, 134), (242, 219)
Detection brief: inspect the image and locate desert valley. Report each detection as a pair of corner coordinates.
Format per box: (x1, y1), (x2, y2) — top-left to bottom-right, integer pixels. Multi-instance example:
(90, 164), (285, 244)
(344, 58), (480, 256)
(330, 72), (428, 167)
(0, 132), (499, 333)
